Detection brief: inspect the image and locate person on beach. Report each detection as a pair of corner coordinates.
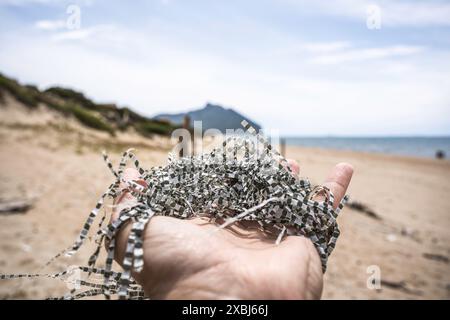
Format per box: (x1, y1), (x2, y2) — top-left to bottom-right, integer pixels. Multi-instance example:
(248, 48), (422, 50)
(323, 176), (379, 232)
(111, 160), (353, 299)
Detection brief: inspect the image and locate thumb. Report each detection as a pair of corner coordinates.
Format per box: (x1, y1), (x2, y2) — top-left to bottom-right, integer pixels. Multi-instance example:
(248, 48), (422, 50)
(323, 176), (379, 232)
(322, 162), (353, 209)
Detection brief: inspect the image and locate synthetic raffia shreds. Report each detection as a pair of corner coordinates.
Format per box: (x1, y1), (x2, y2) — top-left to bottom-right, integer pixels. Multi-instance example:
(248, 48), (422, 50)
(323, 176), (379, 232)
(0, 121), (348, 299)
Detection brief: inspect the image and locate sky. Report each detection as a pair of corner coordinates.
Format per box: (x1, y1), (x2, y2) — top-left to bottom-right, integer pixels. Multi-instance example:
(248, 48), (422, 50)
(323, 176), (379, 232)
(0, 0), (449, 136)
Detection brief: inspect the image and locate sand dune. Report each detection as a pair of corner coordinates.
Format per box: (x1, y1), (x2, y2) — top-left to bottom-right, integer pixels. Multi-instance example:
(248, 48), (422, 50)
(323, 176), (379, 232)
(0, 96), (449, 299)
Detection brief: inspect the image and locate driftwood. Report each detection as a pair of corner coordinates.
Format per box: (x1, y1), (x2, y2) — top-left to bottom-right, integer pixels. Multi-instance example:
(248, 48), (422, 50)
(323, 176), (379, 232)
(0, 199), (33, 214)
(381, 280), (422, 296)
(347, 201), (381, 220)
(423, 253), (449, 264)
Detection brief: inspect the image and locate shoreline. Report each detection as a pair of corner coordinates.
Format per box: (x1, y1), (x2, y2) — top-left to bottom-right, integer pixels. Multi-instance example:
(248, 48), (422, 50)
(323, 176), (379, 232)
(284, 144), (450, 167)
(282, 135), (450, 161)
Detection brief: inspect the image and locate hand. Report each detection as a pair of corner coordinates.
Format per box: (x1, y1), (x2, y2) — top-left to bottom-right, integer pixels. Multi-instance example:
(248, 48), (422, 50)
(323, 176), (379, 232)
(112, 160), (353, 299)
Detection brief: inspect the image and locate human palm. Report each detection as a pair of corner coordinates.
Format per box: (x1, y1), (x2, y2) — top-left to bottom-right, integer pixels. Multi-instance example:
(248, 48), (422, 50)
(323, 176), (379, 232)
(112, 161), (353, 299)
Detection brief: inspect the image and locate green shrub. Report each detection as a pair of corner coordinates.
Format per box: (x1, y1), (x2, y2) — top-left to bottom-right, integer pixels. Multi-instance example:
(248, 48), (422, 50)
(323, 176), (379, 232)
(17, 89), (39, 108)
(70, 104), (115, 135)
(135, 120), (177, 136)
(0, 74), (39, 108)
(0, 74), (17, 92)
(25, 85), (39, 92)
(45, 87), (96, 110)
(38, 94), (71, 115)
(0, 72), (180, 138)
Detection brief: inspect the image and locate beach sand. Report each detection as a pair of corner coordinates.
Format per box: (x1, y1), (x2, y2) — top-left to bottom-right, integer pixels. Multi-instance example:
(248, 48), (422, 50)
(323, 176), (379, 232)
(1, 96), (449, 299)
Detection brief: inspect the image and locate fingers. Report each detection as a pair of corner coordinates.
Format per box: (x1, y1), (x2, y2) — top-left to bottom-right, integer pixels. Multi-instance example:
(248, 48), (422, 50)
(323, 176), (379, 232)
(322, 162), (354, 209)
(286, 159), (300, 176)
(110, 168), (147, 269)
(112, 168), (146, 221)
(285, 160), (352, 209)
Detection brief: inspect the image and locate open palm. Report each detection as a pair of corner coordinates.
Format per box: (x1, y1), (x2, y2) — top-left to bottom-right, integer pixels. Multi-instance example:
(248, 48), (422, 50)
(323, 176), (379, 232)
(112, 160), (353, 299)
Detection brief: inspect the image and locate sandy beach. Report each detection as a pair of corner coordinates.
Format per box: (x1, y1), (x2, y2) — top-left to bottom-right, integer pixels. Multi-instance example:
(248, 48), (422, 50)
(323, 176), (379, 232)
(0, 97), (449, 299)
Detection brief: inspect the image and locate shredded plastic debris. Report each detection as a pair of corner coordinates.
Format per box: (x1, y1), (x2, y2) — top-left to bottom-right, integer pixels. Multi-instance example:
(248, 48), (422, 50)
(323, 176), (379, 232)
(1, 121), (348, 299)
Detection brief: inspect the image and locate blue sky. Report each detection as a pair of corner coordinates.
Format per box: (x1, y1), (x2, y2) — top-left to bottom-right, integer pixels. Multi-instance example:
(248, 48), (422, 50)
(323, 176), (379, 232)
(1, 0), (450, 136)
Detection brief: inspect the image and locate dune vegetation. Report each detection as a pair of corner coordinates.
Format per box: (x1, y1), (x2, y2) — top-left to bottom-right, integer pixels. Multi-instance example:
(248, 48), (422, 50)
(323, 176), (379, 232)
(0, 72), (179, 137)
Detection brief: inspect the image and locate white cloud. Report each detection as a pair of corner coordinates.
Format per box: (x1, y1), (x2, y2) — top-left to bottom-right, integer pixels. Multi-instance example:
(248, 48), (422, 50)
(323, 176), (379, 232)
(1, 0), (94, 6)
(310, 45), (424, 65)
(51, 29), (93, 41)
(35, 19), (66, 31)
(302, 41), (351, 53)
(379, 1), (450, 27)
(38, 24), (118, 43)
(1, 0), (57, 5)
(288, 0), (450, 27)
(261, 41), (352, 60)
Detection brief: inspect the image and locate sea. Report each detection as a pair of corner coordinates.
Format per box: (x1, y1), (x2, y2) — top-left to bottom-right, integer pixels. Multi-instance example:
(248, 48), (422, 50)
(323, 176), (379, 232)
(283, 137), (450, 159)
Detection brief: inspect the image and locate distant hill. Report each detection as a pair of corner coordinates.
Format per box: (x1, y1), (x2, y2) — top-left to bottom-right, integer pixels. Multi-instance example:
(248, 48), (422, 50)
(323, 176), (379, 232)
(155, 103), (261, 133)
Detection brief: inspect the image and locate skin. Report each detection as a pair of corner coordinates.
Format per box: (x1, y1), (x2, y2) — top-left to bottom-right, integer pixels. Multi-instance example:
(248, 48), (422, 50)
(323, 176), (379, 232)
(111, 160), (353, 299)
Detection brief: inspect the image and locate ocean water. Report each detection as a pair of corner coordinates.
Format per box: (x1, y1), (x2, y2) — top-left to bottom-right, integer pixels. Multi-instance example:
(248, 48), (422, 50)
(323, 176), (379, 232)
(283, 137), (450, 159)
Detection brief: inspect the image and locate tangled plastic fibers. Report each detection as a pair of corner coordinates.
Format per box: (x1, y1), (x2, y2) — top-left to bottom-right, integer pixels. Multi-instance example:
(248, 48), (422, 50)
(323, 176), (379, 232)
(1, 121), (348, 299)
